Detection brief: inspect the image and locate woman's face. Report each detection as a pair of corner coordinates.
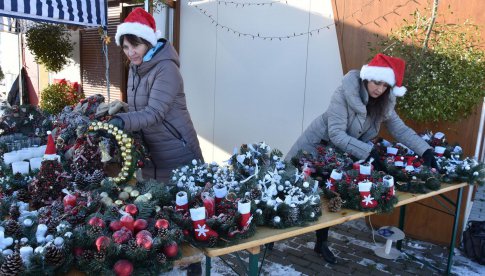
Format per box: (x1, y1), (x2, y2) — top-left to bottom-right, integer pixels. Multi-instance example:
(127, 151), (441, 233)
(367, 80), (390, 98)
(122, 39), (149, 65)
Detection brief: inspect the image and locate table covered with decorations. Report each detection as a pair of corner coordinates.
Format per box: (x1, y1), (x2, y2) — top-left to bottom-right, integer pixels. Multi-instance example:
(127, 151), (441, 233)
(0, 97), (483, 275)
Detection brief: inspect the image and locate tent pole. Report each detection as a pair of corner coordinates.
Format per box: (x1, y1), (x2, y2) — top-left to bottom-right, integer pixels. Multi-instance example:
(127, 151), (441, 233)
(18, 24), (23, 106)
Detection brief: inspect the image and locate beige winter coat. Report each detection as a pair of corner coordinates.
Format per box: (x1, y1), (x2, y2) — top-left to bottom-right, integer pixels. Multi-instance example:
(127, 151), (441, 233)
(286, 70), (431, 160)
(116, 40), (203, 183)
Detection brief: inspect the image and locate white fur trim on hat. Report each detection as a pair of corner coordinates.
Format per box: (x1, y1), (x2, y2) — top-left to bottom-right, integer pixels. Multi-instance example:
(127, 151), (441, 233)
(115, 22), (157, 46)
(190, 207), (206, 221)
(392, 86), (407, 97)
(360, 65), (396, 87)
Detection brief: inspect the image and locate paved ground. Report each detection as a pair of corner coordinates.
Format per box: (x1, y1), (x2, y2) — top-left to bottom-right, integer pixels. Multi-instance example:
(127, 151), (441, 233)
(171, 185), (485, 275)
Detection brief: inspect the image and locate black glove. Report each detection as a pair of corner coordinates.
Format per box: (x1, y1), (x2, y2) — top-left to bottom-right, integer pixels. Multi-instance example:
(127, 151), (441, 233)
(422, 149), (438, 169)
(108, 117), (125, 130)
(366, 148), (388, 173)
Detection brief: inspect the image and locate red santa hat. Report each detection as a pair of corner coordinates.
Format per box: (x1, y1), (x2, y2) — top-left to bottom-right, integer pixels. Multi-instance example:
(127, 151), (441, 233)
(44, 131), (58, 160)
(360, 53), (407, 97)
(115, 7), (161, 47)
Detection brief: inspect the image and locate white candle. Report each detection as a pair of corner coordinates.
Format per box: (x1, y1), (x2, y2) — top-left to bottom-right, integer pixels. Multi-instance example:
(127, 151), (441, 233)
(12, 161), (30, 174)
(29, 157), (43, 171)
(18, 149), (33, 160)
(3, 152), (20, 165)
(384, 239), (393, 254)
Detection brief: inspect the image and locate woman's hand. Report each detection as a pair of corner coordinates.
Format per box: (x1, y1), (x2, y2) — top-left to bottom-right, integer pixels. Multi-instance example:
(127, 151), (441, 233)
(108, 117), (125, 130)
(422, 149), (438, 169)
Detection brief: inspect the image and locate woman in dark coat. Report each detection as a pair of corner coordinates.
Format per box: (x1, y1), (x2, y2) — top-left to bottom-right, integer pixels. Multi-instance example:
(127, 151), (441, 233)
(286, 53), (437, 264)
(111, 8), (203, 183)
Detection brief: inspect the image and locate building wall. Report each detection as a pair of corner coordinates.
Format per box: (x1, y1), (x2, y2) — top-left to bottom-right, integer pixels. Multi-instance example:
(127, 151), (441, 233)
(179, 0), (343, 163)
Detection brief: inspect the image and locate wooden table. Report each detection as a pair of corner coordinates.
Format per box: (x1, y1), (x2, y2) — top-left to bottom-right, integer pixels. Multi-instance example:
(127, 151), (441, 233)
(203, 183), (467, 276)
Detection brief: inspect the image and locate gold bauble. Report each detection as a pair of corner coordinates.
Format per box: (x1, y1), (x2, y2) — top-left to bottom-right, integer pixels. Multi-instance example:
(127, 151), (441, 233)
(126, 156), (132, 161)
(125, 161), (132, 166)
(130, 190), (140, 197)
(113, 127), (119, 132)
(116, 135), (122, 140)
(93, 126), (99, 131)
(108, 124), (114, 129)
(122, 134), (128, 138)
(115, 200), (123, 205)
(121, 146), (126, 151)
(107, 129), (113, 134)
(121, 152), (127, 157)
(97, 121), (102, 126)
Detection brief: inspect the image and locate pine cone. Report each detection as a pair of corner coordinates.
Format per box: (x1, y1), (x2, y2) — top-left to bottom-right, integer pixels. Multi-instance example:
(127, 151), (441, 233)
(156, 252), (167, 264)
(44, 245), (65, 266)
(127, 239), (138, 251)
(4, 220), (22, 238)
(288, 207), (299, 224)
(208, 236), (218, 248)
(15, 189), (30, 202)
(250, 188), (262, 200)
(157, 228), (169, 240)
(8, 206), (20, 220)
(312, 204), (322, 215)
(328, 197), (342, 212)
(51, 201), (65, 217)
(81, 250), (94, 262)
(47, 218), (61, 234)
(94, 251), (106, 262)
(87, 170), (105, 186)
(0, 252), (24, 276)
(87, 226), (103, 237)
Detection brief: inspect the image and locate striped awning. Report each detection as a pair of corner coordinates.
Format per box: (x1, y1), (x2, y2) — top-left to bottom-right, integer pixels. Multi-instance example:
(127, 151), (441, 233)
(0, 0), (107, 27)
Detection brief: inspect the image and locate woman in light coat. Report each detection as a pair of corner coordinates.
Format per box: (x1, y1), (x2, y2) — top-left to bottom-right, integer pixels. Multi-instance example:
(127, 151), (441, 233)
(286, 53), (437, 264)
(111, 8), (203, 183)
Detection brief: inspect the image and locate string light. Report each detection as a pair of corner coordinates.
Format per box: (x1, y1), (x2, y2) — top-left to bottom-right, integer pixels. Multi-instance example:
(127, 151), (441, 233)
(188, 0), (414, 41)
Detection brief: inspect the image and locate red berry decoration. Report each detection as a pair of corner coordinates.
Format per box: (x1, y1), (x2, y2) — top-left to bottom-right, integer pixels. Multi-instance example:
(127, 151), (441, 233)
(114, 259), (133, 276)
(124, 204), (138, 216)
(133, 219), (148, 233)
(155, 219), (169, 229)
(95, 236), (111, 252)
(110, 221), (123, 232)
(120, 215), (135, 232)
(162, 242), (179, 258)
(135, 230), (153, 250)
(63, 194), (77, 207)
(73, 247), (84, 257)
(113, 227), (132, 244)
(89, 217), (106, 228)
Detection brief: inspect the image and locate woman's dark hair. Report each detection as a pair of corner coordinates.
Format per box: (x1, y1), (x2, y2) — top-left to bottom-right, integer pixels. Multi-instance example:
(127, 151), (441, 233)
(119, 34), (152, 48)
(363, 80), (391, 129)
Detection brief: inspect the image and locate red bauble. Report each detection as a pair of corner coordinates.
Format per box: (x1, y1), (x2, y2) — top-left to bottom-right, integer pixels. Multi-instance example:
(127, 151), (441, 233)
(183, 229), (190, 236)
(155, 219), (169, 229)
(162, 242), (179, 258)
(120, 215), (134, 232)
(112, 227), (132, 244)
(135, 230), (153, 250)
(113, 259), (133, 276)
(110, 221), (123, 232)
(124, 204), (138, 216)
(89, 217), (106, 228)
(133, 219), (148, 233)
(63, 194), (77, 207)
(95, 236), (111, 252)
